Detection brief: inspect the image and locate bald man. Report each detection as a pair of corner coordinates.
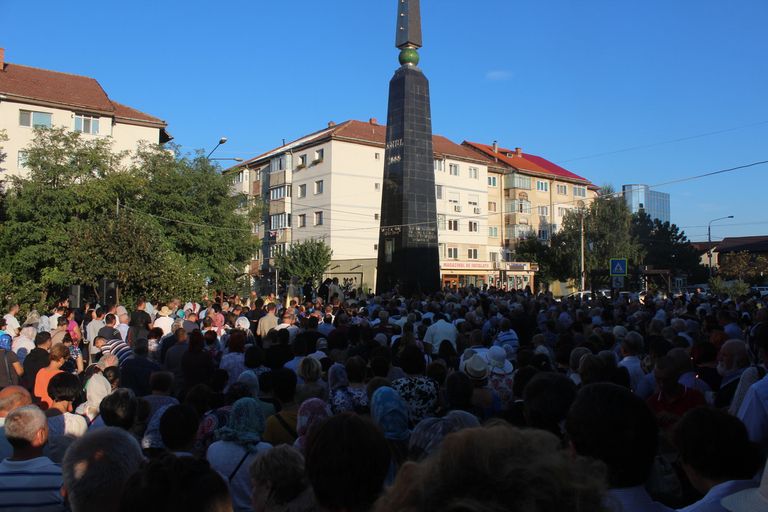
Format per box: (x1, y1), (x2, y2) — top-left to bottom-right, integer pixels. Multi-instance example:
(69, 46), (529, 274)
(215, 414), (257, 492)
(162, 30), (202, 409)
(0, 386), (32, 460)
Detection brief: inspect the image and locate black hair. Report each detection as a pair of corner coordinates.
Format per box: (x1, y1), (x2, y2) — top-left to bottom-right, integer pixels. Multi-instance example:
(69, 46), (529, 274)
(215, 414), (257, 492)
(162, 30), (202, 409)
(159, 405), (200, 452)
(47, 372), (82, 402)
(523, 372), (576, 438)
(100, 388), (138, 430)
(270, 368), (297, 404)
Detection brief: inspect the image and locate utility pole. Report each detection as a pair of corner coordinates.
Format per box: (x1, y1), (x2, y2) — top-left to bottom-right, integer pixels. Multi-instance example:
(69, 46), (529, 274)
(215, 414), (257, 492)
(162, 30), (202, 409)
(116, 197), (119, 218)
(580, 211), (585, 292)
(707, 215), (734, 278)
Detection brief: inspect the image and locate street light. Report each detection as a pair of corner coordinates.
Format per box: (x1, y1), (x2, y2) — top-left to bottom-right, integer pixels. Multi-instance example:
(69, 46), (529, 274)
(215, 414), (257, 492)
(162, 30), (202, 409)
(211, 158), (244, 162)
(207, 137), (228, 159)
(708, 215), (734, 277)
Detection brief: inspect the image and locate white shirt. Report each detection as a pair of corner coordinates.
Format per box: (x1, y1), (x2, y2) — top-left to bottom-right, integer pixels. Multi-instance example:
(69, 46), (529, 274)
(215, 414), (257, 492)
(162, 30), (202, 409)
(3, 314), (20, 336)
(423, 319), (458, 351)
(11, 335), (35, 363)
(618, 356), (646, 394)
(737, 374), (768, 451)
(207, 441), (272, 512)
(117, 323), (129, 341)
(154, 316), (174, 336)
(274, 323), (299, 343)
(678, 479), (757, 512)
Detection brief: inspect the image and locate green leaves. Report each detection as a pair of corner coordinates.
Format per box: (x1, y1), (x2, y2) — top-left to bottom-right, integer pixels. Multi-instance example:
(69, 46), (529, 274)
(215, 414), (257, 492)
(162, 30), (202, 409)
(0, 127), (253, 308)
(274, 239), (333, 287)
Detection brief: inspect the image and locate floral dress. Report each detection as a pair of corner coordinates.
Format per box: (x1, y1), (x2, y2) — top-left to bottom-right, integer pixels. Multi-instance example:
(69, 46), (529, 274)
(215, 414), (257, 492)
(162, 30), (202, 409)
(391, 376), (438, 423)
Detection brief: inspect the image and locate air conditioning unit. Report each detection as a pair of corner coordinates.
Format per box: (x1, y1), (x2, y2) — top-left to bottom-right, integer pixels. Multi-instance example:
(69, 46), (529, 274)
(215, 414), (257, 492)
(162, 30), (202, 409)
(454, 205), (462, 212)
(473, 207), (481, 214)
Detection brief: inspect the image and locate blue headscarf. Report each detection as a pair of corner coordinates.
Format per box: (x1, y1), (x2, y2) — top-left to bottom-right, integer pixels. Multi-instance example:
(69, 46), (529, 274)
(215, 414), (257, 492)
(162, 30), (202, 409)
(215, 397), (265, 452)
(371, 386), (411, 442)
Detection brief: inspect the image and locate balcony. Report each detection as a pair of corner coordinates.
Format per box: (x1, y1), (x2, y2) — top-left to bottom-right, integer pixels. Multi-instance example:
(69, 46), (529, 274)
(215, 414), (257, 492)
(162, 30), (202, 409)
(505, 200), (532, 215)
(503, 212), (530, 226)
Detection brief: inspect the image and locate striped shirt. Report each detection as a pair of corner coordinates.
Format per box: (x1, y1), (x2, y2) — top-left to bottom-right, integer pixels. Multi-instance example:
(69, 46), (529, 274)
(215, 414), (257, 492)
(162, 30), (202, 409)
(101, 338), (133, 366)
(0, 456), (65, 511)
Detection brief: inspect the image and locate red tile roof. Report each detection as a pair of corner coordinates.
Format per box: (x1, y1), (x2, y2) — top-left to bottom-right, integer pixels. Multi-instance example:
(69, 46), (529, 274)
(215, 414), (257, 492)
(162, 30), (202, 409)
(463, 141), (592, 184)
(0, 62), (165, 126)
(233, 120), (492, 170)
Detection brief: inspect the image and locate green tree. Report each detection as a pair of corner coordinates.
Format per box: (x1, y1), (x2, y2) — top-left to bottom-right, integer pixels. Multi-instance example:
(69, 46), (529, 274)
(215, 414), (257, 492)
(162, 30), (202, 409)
(719, 251), (768, 283)
(630, 211), (705, 280)
(274, 239), (333, 287)
(515, 234), (569, 286)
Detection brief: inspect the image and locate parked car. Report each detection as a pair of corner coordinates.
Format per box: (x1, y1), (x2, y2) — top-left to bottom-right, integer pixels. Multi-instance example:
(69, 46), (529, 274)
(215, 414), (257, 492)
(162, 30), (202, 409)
(752, 286), (768, 297)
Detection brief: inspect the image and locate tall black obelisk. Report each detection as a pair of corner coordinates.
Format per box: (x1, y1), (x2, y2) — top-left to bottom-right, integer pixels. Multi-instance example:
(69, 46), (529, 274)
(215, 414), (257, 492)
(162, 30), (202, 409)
(376, 0), (441, 296)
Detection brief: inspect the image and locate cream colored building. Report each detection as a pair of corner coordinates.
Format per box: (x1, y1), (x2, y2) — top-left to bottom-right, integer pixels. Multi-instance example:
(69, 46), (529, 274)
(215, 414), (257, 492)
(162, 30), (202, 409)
(227, 119), (496, 291)
(0, 48), (170, 181)
(465, 142), (598, 291)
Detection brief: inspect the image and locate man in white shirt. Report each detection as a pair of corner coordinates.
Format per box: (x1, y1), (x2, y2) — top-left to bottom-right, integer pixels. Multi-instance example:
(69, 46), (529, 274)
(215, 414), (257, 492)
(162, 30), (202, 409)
(153, 306), (174, 336)
(423, 313), (458, 351)
(117, 313), (130, 341)
(3, 304), (21, 337)
(618, 331), (646, 394)
(274, 312), (299, 343)
(85, 308), (105, 344)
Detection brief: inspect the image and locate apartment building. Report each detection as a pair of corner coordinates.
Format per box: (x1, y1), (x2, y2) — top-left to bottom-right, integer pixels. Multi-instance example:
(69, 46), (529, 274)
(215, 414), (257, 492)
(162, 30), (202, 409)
(226, 119), (497, 291)
(0, 48), (171, 180)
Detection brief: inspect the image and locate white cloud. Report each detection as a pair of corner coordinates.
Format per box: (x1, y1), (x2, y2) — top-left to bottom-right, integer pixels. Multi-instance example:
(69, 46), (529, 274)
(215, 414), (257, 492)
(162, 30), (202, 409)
(485, 70), (513, 81)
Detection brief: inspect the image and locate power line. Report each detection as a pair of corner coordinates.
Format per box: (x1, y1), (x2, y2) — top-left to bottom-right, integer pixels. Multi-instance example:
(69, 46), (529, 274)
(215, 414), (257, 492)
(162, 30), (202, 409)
(556, 120), (768, 164)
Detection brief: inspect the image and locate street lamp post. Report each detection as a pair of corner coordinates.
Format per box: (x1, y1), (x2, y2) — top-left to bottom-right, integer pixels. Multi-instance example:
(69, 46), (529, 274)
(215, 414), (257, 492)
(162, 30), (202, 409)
(207, 137), (228, 159)
(210, 158), (243, 162)
(708, 215), (734, 278)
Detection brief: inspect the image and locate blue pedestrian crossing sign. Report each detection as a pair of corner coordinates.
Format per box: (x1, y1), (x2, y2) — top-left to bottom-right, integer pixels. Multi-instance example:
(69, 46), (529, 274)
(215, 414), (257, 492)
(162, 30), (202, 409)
(610, 258), (628, 276)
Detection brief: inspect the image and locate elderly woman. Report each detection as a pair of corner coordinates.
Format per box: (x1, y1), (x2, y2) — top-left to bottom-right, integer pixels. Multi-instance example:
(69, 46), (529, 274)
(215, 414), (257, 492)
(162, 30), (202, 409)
(207, 397), (273, 512)
(12, 325), (37, 363)
(295, 357), (327, 404)
(328, 363), (367, 414)
(370, 386), (410, 484)
(293, 398), (332, 454)
(249, 445), (317, 512)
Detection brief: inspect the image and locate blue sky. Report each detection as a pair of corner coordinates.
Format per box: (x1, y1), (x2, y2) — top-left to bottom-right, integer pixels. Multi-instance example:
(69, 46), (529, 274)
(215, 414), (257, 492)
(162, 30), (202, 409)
(3, 0), (767, 241)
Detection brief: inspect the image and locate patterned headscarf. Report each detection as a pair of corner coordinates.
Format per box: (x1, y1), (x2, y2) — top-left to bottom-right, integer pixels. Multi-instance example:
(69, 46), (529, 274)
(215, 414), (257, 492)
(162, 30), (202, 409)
(215, 397), (265, 453)
(328, 363), (349, 392)
(371, 386), (411, 442)
(408, 410), (480, 461)
(294, 398), (332, 453)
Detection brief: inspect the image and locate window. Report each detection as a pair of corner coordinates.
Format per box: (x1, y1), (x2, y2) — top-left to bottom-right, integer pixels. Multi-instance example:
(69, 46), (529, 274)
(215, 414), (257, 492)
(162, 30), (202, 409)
(556, 184), (568, 195)
(448, 192), (460, 204)
(375, 182), (381, 190)
(269, 185), (290, 200)
(537, 206), (549, 216)
(448, 219), (459, 231)
(74, 114), (100, 134)
(536, 180), (549, 192)
(437, 214), (446, 231)
(270, 213), (290, 229)
(488, 175), (498, 187)
(449, 163), (460, 176)
(298, 155), (308, 167)
(468, 167), (479, 179)
(434, 159), (445, 172)
(19, 110), (52, 128)
(297, 184), (307, 198)
(558, 207), (569, 217)
(374, 213), (380, 220)
(313, 149), (324, 163)
(467, 248), (478, 259)
(297, 214), (306, 228)
(510, 174), (531, 190)
(314, 211), (323, 225)
(275, 157), (284, 171)
(489, 226), (499, 238)
(468, 221), (478, 232)
(448, 247), (458, 259)
(510, 200), (531, 214)
(314, 180), (324, 194)
(375, 153), (381, 160)
(439, 243), (446, 258)
(374, 244), (378, 250)
(17, 151), (27, 169)
(574, 186), (587, 198)
(538, 229), (549, 241)
(435, 185), (442, 199)
(467, 195), (479, 207)
(488, 201), (497, 212)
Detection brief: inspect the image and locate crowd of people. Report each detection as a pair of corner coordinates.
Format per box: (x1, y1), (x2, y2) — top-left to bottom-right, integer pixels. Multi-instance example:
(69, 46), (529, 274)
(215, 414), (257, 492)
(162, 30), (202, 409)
(0, 280), (767, 511)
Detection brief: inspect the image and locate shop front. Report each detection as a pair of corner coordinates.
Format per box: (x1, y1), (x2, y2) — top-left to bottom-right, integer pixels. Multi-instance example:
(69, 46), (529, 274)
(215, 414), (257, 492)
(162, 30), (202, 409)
(490, 261), (538, 291)
(440, 261), (494, 289)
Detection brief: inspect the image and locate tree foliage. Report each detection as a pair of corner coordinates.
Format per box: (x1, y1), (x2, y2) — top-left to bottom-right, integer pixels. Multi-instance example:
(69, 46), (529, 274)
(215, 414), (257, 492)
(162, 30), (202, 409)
(274, 239), (333, 286)
(630, 211), (705, 280)
(718, 251), (768, 283)
(0, 127), (253, 308)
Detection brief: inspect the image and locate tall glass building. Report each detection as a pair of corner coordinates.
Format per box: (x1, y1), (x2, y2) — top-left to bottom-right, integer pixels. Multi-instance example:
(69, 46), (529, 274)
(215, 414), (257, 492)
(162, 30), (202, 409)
(622, 184), (670, 224)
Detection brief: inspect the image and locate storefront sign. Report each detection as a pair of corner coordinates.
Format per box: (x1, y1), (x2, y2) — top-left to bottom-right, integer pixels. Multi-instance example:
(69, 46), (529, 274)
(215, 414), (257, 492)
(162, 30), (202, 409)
(441, 261), (494, 270)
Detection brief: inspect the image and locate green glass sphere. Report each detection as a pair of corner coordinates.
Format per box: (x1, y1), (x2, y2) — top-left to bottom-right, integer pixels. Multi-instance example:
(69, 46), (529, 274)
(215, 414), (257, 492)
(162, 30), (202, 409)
(399, 48), (420, 66)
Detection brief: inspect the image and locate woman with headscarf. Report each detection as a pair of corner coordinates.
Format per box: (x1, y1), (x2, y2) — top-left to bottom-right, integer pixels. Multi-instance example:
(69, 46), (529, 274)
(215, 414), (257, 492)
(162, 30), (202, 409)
(207, 397), (273, 512)
(75, 371), (112, 424)
(237, 370), (276, 419)
(328, 363), (367, 414)
(371, 386), (411, 485)
(293, 398), (332, 454)
(407, 410), (480, 461)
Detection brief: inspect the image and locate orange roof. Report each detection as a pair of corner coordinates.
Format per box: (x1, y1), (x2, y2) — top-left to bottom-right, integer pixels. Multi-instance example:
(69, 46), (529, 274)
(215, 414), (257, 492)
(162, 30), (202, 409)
(0, 61), (165, 126)
(463, 141), (592, 184)
(233, 120), (492, 170)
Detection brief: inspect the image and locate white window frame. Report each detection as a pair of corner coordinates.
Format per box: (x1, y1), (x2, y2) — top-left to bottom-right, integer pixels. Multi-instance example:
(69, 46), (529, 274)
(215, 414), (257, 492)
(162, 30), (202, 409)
(435, 185), (443, 199)
(297, 214), (306, 228)
(297, 184), (307, 198)
(437, 214), (446, 231)
(489, 226), (499, 238)
(536, 180), (549, 192)
(314, 211), (324, 226)
(468, 166), (479, 179)
(537, 205), (549, 216)
(314, 180), (324, 195)
(434, 159), (445, 172)
(488, 201), (497, 212)
(488, 175), (498, 187)
(19, 109), (52, 128)
(467, 248), (478, 259)
(574, 186), (587, 198)
(74, 114), (100, 135)
(448, 219), (459, 231)
(449, 163), (460, 176)
(447, 247), (458, 259)
(556, 184), (568, 195)
(468, 221), (479, 232)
